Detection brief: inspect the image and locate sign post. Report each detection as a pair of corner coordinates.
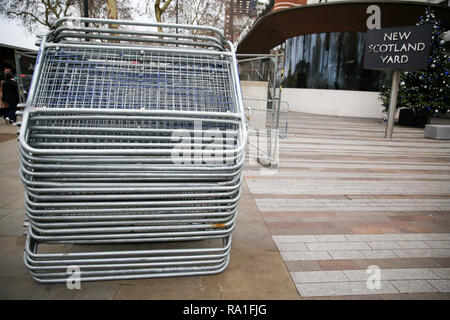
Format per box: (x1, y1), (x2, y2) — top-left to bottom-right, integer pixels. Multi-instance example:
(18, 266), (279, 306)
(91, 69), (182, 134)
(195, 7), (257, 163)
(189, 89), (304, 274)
(385, 70), (400, 139)
(363, 25), (432, 139)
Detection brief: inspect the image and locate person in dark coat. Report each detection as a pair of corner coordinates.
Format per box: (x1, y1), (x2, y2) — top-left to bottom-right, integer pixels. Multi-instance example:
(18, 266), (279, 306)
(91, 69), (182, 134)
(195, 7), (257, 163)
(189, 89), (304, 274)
(1, 69), (20, 124)
(0, 74), (8, 121)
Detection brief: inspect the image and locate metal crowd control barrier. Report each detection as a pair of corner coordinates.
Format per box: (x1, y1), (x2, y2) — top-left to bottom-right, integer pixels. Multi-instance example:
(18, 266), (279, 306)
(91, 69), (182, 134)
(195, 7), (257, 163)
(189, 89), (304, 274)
(19, 17), (246, 283)
(14, 50), (38, 103)
(237, 53), (288, 167)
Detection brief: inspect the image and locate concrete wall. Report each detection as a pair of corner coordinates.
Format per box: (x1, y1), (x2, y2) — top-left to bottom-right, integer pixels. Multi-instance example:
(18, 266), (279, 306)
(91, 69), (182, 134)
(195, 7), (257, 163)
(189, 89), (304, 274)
(240, 81), (269, 129)
(306, 0), (444, 4)
(273, 0), (307, 11)
(281, 88), (385, 119)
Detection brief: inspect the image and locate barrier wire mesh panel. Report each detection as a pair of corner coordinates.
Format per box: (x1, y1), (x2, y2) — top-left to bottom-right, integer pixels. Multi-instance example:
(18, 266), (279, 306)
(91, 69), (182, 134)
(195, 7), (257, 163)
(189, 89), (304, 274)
(34, 48), (235, 112)
(237, 54), (288, 167)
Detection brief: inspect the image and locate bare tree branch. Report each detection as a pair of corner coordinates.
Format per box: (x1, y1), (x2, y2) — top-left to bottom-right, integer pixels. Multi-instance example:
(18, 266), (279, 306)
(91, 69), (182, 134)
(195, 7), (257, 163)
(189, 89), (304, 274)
(165, 0), (226, 36)
(7, 10), (47, 27)
(161, 0), (173, 13)
(0, 0), (132, 32)
(154, 0), (174, 33)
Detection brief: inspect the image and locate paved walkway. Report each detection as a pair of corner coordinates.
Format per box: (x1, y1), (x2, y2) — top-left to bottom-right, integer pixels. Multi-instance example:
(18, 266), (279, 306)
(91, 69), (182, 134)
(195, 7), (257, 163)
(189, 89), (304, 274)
(245, 112), (450, 299)
(0, 112), (449, 299)
(0, 121), (298, 300)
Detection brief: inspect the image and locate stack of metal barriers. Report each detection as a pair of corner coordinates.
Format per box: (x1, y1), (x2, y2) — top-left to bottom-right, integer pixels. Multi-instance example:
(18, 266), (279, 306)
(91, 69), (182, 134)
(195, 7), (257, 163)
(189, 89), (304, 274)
(19, 18), (246, 283)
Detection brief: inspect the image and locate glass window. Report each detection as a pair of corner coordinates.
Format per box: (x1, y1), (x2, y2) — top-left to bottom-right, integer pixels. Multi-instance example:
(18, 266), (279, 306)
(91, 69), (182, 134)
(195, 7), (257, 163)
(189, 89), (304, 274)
(283, 32), (389, 91)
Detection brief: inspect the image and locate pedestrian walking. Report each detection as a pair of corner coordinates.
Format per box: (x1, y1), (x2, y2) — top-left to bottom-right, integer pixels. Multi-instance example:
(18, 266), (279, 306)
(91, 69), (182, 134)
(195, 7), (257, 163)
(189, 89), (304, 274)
(0, 74), (9, 122)
(1, 67), (20, 124)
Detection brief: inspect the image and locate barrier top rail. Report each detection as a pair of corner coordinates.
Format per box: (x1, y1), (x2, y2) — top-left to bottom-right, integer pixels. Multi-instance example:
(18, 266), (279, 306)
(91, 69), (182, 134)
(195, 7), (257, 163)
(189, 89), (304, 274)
(46, 17), (231, 52)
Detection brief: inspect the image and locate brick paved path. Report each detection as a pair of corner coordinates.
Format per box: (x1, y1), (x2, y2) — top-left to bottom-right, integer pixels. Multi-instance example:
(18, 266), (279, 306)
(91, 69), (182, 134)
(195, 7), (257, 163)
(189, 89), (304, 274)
(244, 112), (450, 299)
(1, 113), (450, 299)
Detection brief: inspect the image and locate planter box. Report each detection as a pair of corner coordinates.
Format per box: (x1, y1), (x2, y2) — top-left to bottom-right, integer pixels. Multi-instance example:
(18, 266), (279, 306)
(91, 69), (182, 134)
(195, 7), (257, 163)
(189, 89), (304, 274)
(424, 124), (450, 140)
(398, 108), (431, 128)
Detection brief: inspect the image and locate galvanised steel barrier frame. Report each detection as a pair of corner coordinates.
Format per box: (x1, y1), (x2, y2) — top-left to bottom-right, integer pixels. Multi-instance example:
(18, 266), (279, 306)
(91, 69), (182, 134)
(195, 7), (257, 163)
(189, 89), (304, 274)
(19, 17), (246, 283)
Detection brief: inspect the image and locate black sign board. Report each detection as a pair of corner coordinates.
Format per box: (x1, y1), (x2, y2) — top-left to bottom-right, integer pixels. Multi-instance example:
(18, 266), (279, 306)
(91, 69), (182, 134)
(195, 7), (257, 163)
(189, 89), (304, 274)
(363, 25), (432, 70)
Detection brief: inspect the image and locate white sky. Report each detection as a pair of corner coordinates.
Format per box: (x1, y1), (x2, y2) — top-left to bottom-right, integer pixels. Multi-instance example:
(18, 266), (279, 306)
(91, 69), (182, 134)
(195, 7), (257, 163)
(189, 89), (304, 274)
(0, 15), (40, 50)
(0, 0), (155, 50)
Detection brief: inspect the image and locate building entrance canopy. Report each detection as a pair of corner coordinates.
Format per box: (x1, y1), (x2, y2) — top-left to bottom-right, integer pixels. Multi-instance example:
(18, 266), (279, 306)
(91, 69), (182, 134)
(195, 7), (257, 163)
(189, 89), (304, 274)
(237, 1), (450, 54)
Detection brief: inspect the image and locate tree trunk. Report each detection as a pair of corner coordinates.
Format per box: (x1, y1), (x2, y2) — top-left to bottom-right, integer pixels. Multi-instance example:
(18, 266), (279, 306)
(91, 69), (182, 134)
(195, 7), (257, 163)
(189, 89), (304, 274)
(107, 0), (118, 42)
(155, 1), (163, 33)
(155, 0), (173, 33)
(107, 0), (118, 29)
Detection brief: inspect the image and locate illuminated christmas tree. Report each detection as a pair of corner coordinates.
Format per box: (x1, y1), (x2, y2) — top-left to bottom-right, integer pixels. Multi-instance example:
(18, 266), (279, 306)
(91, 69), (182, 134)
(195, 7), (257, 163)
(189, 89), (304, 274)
(379, 8), (449, 126)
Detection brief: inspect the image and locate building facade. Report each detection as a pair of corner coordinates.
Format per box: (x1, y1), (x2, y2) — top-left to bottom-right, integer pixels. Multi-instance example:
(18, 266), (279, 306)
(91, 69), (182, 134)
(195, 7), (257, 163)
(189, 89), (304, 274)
(225, 0), (270, 43)
(237, 1), (450, 119)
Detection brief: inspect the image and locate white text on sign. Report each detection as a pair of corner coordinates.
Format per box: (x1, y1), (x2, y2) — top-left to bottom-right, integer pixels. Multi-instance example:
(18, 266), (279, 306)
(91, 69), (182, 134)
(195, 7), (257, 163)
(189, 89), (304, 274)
(368, 31), (426, 65)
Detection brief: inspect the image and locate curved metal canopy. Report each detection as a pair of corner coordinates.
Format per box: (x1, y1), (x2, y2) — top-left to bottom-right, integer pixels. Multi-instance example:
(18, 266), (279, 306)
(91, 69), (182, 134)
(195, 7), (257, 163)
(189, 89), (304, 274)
(236, 1), (450, 54)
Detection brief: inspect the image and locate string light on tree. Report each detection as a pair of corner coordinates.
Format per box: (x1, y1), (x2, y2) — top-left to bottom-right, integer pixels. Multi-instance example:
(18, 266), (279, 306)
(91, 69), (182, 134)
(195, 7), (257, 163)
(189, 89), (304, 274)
(380, 8), (450, 117)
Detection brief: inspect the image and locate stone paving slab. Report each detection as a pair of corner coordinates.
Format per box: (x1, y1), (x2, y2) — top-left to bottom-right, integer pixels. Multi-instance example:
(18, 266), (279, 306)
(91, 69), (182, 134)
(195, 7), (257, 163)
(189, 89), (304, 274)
(273, 233), (450, 262)
(428, 280), (450, 292)
(367, 241), (402, 249)
(329, 250), (366, 260)
(342, 268), (441, 281)
(256, 198), (450, 212)
(306, 242), (371, 251)
(2, 112), (450, 299)
(291, 270), (348, 283)
(396, 241), (431, 249)
(360, 250), (398, 259)
(289, 267), (450, 297)
(390, 280), (438, 293)
(430, 268), (450, 279)
(296, 281), (399, 297)
(248, 112), (450, 299)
